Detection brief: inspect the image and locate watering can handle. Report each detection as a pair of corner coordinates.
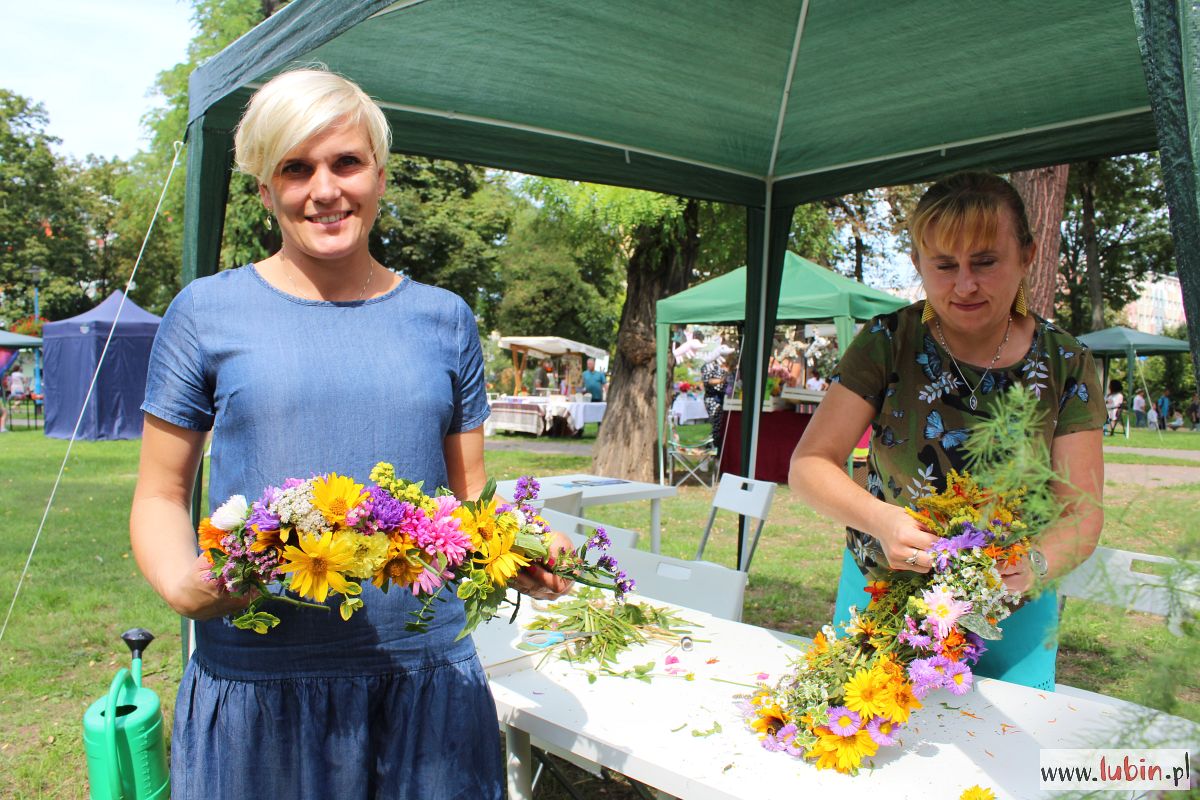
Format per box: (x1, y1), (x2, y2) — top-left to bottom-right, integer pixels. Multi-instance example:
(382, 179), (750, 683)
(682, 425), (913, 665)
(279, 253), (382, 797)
(103, 668), (136, 800)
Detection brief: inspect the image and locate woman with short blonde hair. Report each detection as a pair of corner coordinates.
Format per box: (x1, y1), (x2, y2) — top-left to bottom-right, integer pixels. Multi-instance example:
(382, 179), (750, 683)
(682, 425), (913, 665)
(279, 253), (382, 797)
(132, 66), (568, 798)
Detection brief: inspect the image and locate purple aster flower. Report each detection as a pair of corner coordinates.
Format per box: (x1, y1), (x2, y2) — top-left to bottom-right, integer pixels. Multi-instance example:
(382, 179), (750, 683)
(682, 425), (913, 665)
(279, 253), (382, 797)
(927, 539), (957, 572)
(898, 615), (933, 649)
(907, 658), (943, 699)
(867, 716), (900, 746)
(367, 486), (407, 531)
(247, 486), (282, 531)
(775, 723), (803, 757)
(826, 706), (862, 737)
(962, 632), (988, 664)
(948, 522), (988, 551)
(281, 477), (305, 490)
(943, 661), (973, 695)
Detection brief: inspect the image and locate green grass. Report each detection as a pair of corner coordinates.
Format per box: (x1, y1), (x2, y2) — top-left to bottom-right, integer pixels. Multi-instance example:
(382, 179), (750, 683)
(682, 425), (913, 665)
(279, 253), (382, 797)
(1103, 428), (1200, 450)
(1102, 452), (1200, 467)
(0, 432), (1196, 798)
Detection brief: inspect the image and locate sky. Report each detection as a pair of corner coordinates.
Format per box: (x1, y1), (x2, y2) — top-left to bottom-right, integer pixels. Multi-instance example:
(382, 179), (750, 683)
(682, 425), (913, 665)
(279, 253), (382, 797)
(2, 1), (196, 161)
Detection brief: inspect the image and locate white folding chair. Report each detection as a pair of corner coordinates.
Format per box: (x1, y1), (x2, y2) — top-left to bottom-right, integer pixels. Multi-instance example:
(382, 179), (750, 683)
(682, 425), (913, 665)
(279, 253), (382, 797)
(666, 435), (718, 487)
(538, 509), (639, 550)
(1058, 546), (1198, 636)
(694, 472), (776, 572)
(605, 544), (748, 621)
(539, 489), (584, 517)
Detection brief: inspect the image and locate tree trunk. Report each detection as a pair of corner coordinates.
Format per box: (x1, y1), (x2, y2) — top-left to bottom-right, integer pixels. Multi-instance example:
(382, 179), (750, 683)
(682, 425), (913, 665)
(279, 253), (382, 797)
(1079, 161), (1105, 331)
(591, 200), (698, 481)
(1010, 165), (1068, 318)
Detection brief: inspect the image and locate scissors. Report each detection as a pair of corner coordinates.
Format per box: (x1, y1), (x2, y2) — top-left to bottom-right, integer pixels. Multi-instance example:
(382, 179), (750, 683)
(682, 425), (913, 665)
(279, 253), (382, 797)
(521, 630), (596, 649)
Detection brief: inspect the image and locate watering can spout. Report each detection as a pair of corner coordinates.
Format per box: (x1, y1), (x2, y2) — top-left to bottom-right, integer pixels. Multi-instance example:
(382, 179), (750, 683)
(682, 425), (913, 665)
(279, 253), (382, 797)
(121, 628), (155, 663)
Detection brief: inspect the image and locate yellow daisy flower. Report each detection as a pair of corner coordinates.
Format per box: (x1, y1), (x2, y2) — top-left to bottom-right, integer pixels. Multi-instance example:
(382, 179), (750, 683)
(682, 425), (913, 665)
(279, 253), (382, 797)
(456, 499), (498, 551)
(311, 473), (368, 527)
(810, 726), (878, 773)
(372, 535), (425, 589)
(843, 667), (889, 718)
(279, 531), (357, 602)
(749, 702), (788, 737)
(473, 522), (529, 586)
(960, 786), (996, 800)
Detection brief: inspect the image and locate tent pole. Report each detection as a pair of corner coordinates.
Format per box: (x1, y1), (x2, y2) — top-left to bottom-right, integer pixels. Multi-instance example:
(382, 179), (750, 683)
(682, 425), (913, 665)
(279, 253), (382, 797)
(746, 182), (773, 483)
(656, 323), (669, 486)
(1133, 0), (1200, 392)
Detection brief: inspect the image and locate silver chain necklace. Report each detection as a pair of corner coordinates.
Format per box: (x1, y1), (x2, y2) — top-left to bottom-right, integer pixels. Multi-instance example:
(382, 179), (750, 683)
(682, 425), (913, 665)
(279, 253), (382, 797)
(285, 263), (373, 302)
(934, 315), (1012, 411)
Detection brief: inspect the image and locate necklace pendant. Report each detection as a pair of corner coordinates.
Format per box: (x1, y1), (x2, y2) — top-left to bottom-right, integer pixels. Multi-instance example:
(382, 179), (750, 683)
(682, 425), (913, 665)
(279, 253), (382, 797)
(968, 395), (978, 411)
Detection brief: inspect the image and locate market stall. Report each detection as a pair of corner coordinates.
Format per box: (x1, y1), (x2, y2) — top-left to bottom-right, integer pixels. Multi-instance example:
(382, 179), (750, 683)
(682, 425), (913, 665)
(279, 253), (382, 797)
(656, 252), (907, 483)
(492, 336), (608, 435)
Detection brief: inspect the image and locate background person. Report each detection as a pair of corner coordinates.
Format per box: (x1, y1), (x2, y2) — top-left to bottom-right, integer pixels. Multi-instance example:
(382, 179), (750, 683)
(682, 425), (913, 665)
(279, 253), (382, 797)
(789, 172), (1104, 691)
(581, 357), (606, 402)
(1103, 379), (1124, 436)
(129, 68), (569, 799)
(1132, 389), (1147, 427)
(1157, 389), (1172, 427)
(533, 358), (555, 393)
(702, 352), (732, 450)
(805, 368), (827, 391)
(1188, 392), (1200, 431)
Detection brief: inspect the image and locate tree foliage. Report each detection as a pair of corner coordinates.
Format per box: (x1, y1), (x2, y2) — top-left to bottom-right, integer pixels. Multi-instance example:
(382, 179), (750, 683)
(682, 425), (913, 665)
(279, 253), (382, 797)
(1059, 154), (1175, 334)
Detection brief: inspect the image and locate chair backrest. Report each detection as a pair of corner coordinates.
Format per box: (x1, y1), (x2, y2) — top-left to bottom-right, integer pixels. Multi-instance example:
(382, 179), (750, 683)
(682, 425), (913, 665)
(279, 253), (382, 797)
(605, 544), (748, 621)
(538, 508), (639, 550)
(1058, 546), (1198, 635)
(539, 489), (584, 517)
(712, 473), (774, 520)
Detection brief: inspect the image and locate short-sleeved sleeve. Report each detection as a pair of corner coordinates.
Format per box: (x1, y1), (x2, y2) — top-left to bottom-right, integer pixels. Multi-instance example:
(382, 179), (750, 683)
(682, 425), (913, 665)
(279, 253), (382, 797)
(1054, 346), (1106, 437)
(450, 301), (490, 434)
(141, 285), (215, 431)
(830, 314), (896, 412)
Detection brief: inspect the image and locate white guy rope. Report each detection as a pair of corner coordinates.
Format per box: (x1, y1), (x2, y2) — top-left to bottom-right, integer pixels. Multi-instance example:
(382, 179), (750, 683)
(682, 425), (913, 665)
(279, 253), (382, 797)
(0, 141), (185, 646)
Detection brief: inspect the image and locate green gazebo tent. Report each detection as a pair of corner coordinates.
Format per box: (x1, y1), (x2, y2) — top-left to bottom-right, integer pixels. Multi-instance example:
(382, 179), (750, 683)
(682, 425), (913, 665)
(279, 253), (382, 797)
(1077, 325), (1194, 399)
(654, 251), (908, 473)
(182, 0), (1200, 487)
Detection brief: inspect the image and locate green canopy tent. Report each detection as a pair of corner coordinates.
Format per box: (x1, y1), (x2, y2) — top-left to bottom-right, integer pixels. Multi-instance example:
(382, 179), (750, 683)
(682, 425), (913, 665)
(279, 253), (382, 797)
(654, 251), (908, 480)
(183, 0), (1200, 489)
(1077, 325), (1193, 406)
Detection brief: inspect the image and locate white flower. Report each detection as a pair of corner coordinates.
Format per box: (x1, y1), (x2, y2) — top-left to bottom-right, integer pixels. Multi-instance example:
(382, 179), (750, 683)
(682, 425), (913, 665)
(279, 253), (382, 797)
(511, 509), (527, 528)
(211, 495), (250, 531)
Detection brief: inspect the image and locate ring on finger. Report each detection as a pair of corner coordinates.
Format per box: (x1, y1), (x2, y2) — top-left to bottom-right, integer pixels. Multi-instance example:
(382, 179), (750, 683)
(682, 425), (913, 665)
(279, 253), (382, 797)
(903, 548), (920, 566)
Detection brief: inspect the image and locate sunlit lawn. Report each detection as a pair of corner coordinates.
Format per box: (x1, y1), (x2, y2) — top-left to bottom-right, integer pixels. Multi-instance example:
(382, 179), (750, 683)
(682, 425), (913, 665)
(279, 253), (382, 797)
(0, 431), (1196, 798)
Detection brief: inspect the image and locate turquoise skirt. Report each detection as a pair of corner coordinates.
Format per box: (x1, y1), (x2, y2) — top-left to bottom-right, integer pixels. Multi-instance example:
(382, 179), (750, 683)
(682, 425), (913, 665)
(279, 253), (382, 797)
(832, 549), (1059, 691)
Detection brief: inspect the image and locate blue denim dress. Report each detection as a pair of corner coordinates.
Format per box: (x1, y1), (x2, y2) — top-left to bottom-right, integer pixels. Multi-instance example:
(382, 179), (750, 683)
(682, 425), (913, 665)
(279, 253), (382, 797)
(142, 266), (501, 799)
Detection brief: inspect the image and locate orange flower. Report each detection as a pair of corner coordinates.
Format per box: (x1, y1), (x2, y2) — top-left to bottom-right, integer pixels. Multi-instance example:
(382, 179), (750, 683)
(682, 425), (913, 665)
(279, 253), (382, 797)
(864, 580), (890, 602)
(941, 628), (968, 662)
(197, 518), (226, 563)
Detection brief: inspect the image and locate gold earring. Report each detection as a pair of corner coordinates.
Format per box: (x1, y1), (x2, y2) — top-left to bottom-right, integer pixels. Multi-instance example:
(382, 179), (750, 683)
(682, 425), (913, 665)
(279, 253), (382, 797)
(1013, 282), (1029, 317)
(265, 215), (273, 231)
(921, 300), (936, 324)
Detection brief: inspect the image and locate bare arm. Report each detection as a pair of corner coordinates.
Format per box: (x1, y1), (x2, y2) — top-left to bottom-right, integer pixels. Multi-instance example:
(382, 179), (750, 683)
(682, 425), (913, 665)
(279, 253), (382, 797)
(130, 414), (254, 620)
(1000, 429), (1104, 593)
(444, 426), (572, 598)
(789, 383), (938, 572)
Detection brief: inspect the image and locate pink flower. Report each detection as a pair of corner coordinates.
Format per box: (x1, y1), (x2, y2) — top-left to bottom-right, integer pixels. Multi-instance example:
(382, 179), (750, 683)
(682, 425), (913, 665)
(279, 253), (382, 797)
(921, 585), (972, 638)
(665, 655), (680, 665)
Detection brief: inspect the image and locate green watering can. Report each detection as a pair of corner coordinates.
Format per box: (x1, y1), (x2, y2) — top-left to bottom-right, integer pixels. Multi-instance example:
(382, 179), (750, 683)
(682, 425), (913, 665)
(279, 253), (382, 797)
(82, 628), (170, 800)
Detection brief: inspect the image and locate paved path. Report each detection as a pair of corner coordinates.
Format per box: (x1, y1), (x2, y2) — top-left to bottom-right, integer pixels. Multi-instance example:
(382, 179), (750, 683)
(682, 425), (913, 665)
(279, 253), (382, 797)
(1104, 463), (1200, 487)
(484, 438), (594, 456)
(1104, 445), (1200, 462)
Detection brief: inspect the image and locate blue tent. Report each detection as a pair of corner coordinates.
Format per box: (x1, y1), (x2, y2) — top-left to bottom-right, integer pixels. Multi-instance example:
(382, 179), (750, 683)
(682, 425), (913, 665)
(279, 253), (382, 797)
(42, 291), (161, 440)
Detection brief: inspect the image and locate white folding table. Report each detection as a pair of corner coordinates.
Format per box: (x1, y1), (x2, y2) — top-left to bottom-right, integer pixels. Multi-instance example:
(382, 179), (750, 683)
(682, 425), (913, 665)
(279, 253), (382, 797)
(496, 473), (677, 552)
(474, 600), (1199, 800)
